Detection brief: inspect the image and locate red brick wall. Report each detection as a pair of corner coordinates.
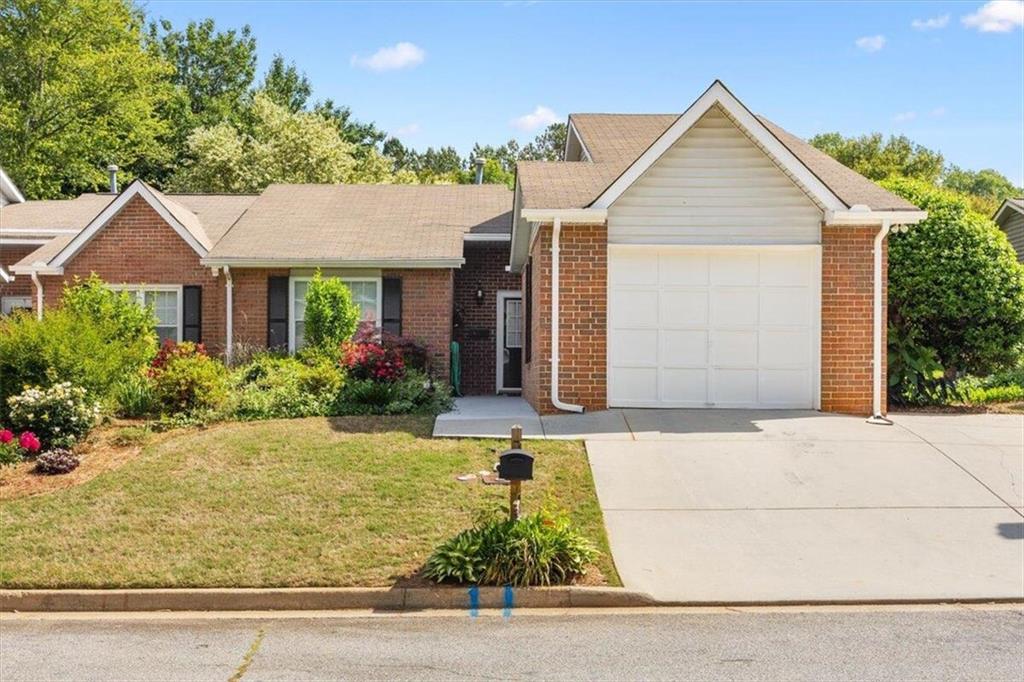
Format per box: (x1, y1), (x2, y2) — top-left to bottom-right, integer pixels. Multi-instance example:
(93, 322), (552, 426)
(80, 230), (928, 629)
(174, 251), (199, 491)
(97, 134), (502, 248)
(0, 245), (37, 300)
(38, 195), (226, 351)
(229, 267), (289, 351)
(383, 268), (454, 381)
(453, 242), (521, 394)
(821, 225), (887, 416)
(522, 223), (608, 414)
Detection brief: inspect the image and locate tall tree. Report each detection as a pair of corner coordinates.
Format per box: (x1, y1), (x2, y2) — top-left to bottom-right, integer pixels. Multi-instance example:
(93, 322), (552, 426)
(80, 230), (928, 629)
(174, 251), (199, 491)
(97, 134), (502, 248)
(942, 166), (1022, 216)
(520, 122), (567, 162)
(259, 54), (311, 112)
(0, 0), (172, 198)
(809, 132), (945, 184)
(314, 99), (387, 150)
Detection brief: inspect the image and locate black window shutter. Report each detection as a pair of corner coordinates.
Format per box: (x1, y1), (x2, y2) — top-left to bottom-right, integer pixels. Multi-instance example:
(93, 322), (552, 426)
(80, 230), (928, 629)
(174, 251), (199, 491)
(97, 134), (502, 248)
(382, 277), (402, 336)
(183, 286), (202, 343)
(524, 259), (532, 363)
(267, 276), (289, 350)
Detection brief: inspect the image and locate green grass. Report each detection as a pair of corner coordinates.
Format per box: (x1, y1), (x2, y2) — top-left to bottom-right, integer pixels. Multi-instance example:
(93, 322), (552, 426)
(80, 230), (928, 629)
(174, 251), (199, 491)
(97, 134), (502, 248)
(0, 416), (618, 588)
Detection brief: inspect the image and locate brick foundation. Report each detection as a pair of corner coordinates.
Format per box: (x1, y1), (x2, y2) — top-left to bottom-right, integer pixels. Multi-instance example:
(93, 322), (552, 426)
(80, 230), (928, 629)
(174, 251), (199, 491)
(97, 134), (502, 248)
(453, 242), (521, 395)
(821, 225), (887, 416)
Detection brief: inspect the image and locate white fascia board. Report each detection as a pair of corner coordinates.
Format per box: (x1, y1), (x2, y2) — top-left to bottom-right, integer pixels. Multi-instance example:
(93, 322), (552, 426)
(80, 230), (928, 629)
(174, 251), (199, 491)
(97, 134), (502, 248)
(0, 266), (11, 283)
(10, 263), (63, 276)
(519, 208), (608, 223)
(0, 168), (25, 204)
(463, 233), (511, 242)
(199, 257), (465, 269)
(993, 199), (1024, 224)
(590, 80), (847, 212)
(48, 181), (208, 270)
(824, 209), (928, 226)
(0, 238), (49, 245)
(0, 228), (79, 236)
(565, 119), (593, 163)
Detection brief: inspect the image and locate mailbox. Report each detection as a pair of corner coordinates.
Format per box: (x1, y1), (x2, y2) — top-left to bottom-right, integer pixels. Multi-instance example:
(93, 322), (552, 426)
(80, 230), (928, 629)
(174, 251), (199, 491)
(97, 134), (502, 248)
(496, 448), (534, 481)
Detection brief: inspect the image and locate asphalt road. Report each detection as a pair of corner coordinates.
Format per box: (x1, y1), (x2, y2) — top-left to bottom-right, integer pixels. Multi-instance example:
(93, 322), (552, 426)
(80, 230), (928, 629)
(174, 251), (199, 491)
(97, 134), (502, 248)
(1, 606), (1022, 681)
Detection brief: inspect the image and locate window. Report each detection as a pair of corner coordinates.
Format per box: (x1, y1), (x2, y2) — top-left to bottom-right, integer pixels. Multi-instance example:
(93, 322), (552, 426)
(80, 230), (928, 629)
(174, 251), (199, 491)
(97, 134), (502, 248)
(112, 285), (182, 344)
(1, 296), (32, 316)
(289, 277), (381, 351)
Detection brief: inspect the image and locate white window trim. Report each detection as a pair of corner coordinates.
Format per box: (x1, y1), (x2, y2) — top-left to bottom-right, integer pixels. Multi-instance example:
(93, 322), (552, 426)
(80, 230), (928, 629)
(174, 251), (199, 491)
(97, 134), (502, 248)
(496, 290), (523, 394)
(288, 276), (382, 353)
(109, 284), (184, 343)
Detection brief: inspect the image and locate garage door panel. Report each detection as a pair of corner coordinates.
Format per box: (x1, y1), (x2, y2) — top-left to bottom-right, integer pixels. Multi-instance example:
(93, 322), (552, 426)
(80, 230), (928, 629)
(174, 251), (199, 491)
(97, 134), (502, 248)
(760, 289), (811, 326)
(759, 369), (812, 405)
(760, 251), (813, 286)
(611, 367), (658, 403)
(611, 329), (658, 366)
(710, 252), (759, 285)
(660, 290), (708, 326)
(661, 330), (707, 366)
(711, 289), (758, 326)
(712, 369), (758, 405)
(759, 330), (810, 366)
(611, 290), (659, 327)
(662, 369), (708, 404)
(711, 331), (757, 366)
(659, 252), (708, 286)
(609, 251), (658, 286)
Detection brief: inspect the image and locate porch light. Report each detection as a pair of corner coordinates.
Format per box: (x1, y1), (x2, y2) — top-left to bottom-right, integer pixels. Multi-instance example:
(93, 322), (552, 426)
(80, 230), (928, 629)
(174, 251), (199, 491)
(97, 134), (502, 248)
(475, 285), (484, 304)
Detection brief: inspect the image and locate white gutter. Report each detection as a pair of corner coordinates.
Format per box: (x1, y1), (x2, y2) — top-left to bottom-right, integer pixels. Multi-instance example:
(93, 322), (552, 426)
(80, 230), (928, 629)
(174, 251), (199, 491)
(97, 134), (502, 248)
(824, 208), (927, 227)
(866, 220), (893, 425)
(550, 218), (584, 413)
(30, 271), (43, 320)
(199, 258), (465, 269)
(224, 266), (234, 364)
(520, 208), (607, 223)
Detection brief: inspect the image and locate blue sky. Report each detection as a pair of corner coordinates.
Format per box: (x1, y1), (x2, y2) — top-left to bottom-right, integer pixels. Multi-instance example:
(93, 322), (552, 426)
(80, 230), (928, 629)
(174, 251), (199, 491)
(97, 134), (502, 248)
(146, 1), (1024, 184)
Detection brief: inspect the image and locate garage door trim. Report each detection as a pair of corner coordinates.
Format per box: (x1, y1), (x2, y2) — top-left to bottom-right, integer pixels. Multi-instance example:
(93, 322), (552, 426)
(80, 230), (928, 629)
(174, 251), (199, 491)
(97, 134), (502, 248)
(606, 244), (821, 410)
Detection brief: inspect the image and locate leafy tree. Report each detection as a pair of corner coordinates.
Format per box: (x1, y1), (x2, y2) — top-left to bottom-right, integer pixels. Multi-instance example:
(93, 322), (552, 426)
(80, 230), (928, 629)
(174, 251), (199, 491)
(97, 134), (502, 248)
(314, 99), (387, 150)
(883, 177), (1024, 380)
(809, 132), (944, 184)
(260, 54), (311, 112)
(171, 93), (355, 192)
(520, 122), (567, 162)
(0, 0), (172, 198)
(942, 166), (1022, 216)
(303, 270), (361, 351)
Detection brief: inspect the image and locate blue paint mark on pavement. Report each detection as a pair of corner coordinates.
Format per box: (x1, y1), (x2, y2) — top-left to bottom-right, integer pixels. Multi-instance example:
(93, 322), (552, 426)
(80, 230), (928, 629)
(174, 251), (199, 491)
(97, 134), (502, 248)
(468, 585), (479, 618)
(503, 585), (514, 620)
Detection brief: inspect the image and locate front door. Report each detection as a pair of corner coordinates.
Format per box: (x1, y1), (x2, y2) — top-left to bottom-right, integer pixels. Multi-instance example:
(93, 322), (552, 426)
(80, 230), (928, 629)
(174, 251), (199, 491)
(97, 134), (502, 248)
(497, 292), (523, 392)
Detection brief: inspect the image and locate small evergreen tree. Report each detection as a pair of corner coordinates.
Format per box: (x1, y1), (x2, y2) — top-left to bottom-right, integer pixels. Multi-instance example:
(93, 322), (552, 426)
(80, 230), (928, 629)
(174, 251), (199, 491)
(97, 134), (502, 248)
(303, 270), (361, 352)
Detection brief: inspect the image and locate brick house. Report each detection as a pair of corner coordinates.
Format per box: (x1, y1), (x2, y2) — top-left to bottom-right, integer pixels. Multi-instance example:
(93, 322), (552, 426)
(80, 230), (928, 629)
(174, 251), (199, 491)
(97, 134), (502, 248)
(0, 81), (925, 418)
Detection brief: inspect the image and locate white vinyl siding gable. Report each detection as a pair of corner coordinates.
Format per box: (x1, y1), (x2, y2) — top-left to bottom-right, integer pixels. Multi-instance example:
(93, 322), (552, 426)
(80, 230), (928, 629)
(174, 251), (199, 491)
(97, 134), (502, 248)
(608, 106), (823, 245)
(1000, 212), (1024, 263)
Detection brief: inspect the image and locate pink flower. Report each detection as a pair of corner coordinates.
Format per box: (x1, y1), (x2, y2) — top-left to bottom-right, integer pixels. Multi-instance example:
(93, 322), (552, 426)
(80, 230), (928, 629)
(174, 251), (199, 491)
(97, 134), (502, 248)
(19, 431), (41, 453)
(0, 429), (12, 444)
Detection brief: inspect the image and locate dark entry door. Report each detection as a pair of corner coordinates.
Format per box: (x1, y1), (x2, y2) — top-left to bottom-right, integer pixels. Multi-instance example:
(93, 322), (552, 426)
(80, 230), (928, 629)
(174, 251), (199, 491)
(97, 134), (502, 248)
(502, 296), (523, 391)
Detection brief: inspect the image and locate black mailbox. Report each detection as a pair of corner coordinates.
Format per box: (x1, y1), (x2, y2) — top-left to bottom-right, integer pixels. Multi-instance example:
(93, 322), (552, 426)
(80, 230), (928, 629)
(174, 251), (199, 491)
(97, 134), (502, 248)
(497, 448), (534, 481)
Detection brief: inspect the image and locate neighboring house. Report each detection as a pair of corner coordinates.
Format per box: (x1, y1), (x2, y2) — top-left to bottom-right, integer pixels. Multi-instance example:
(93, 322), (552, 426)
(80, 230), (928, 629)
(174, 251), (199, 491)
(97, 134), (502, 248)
(0, 81), (925, 417)
(0, 167), (29, 309)
(993, 198), (1024, 262)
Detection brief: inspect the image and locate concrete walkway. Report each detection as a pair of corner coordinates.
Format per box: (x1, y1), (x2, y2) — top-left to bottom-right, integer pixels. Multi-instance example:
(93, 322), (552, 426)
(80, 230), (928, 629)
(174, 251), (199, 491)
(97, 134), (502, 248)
(586, 411), (1024, 603)
(432, 396), (634, 439)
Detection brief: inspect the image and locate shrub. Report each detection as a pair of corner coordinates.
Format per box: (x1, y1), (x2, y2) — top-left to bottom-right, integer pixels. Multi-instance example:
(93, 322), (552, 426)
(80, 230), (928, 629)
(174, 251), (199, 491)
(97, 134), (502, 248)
(351, 327), (430, 372)
(6, 383), (100, 449)
(424, 510), (597, 586)
(340, 340), (405, 382)
(882, 177), (1024, 379)
(114, 373), (156, 418)
(303, 270), (361, 351)
(0, 277), (156, 415)
(34, 448), (80, 475)
(149, 341), (229, 415)
(334, 369), (450, 416)
(232, 354), (343, 420)
(887, 324), (957, 406)
(0, 429), (37, 467)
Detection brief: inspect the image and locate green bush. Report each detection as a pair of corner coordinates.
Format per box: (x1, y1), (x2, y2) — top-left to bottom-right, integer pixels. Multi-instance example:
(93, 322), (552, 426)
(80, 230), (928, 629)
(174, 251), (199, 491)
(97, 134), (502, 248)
(114, 373), (156, 418)
(887, 324), (958, 406)
(150, 342), (229, 415)
(334, 369), (451, 416)
(303, 270), (361, 351)
(6, 383), (101, 449)
(232, 354), (343, 420)
(424, 510), (597, 586)
(0, 277), (156, 416)
(882, 177), (1024, 378)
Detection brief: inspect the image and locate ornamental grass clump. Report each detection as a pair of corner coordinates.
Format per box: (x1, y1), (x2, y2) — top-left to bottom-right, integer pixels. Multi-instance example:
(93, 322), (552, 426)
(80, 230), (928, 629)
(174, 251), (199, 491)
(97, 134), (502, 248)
(6, 383), (100, 449)
(424, 510), (597, 587)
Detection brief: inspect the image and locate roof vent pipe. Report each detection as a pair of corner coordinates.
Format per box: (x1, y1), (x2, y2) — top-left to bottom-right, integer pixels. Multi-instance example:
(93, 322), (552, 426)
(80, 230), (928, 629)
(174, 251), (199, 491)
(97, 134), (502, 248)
(107, 164), (119, 193)
(473, 158), (485, 185)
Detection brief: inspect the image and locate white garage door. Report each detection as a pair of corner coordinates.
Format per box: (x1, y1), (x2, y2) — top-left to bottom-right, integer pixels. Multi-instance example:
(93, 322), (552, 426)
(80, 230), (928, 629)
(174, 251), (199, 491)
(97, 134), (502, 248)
(608, 246), (819, 409)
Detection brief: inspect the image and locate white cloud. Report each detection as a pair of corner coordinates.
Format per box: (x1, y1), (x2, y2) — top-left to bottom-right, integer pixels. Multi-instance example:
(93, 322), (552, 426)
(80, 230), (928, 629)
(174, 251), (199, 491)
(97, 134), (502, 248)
(911, 14), (950, 30)
(892, 111), (918, 123)
(395, 123), (421, 136)
(510, 105), (560, 132)
(962, 1), (1024, 32)
(929, 106), (947, 117)
(350, 42), (425, 72)
(855, 35), (886, 52)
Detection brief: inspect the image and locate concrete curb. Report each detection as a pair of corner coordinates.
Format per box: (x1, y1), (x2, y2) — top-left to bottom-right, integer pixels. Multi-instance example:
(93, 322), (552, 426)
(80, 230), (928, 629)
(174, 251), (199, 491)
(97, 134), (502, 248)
(0, 587), (658, 613)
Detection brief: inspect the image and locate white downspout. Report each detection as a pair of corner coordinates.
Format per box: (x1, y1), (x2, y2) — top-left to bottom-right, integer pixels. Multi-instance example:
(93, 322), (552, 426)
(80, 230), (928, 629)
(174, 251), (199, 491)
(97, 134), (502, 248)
(550, 218), (585, 413)
(224, 266), (234, 364)
(867, 220), (893, 425)
(30, 271), (43, 321)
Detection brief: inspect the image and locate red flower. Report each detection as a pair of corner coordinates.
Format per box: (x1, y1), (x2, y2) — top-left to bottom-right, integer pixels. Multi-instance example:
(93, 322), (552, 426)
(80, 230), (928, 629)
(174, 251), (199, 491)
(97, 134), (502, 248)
(0, 429), (13, 444)
(19, 431), (41, 453)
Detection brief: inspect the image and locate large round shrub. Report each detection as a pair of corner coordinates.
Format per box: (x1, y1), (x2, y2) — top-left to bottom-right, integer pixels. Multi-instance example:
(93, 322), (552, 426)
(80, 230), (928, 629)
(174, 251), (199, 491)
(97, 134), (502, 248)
(149, 342), (230, 415)
(303, 270), (361, 351)
(6, 383), (100, 449)
(882, 177), (1024, 377)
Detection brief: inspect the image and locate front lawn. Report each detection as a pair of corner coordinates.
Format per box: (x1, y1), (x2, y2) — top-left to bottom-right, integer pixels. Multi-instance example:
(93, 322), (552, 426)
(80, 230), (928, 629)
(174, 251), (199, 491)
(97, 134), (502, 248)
(0, 417), (618, 588)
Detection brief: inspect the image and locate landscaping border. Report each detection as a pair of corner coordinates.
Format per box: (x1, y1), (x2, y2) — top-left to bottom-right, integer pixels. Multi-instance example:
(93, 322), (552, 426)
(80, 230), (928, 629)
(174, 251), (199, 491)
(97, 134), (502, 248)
(0, 587), (656, 612)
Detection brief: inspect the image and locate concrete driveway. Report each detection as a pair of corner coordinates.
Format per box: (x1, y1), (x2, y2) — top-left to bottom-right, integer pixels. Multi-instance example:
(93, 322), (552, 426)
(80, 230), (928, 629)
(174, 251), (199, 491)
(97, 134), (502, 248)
(586, 410), (1024, 603)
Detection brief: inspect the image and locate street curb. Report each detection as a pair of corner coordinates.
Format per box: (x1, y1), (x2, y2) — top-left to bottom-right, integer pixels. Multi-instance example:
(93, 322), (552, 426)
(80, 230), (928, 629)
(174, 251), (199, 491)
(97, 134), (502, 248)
(0, 587), (659, 613)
